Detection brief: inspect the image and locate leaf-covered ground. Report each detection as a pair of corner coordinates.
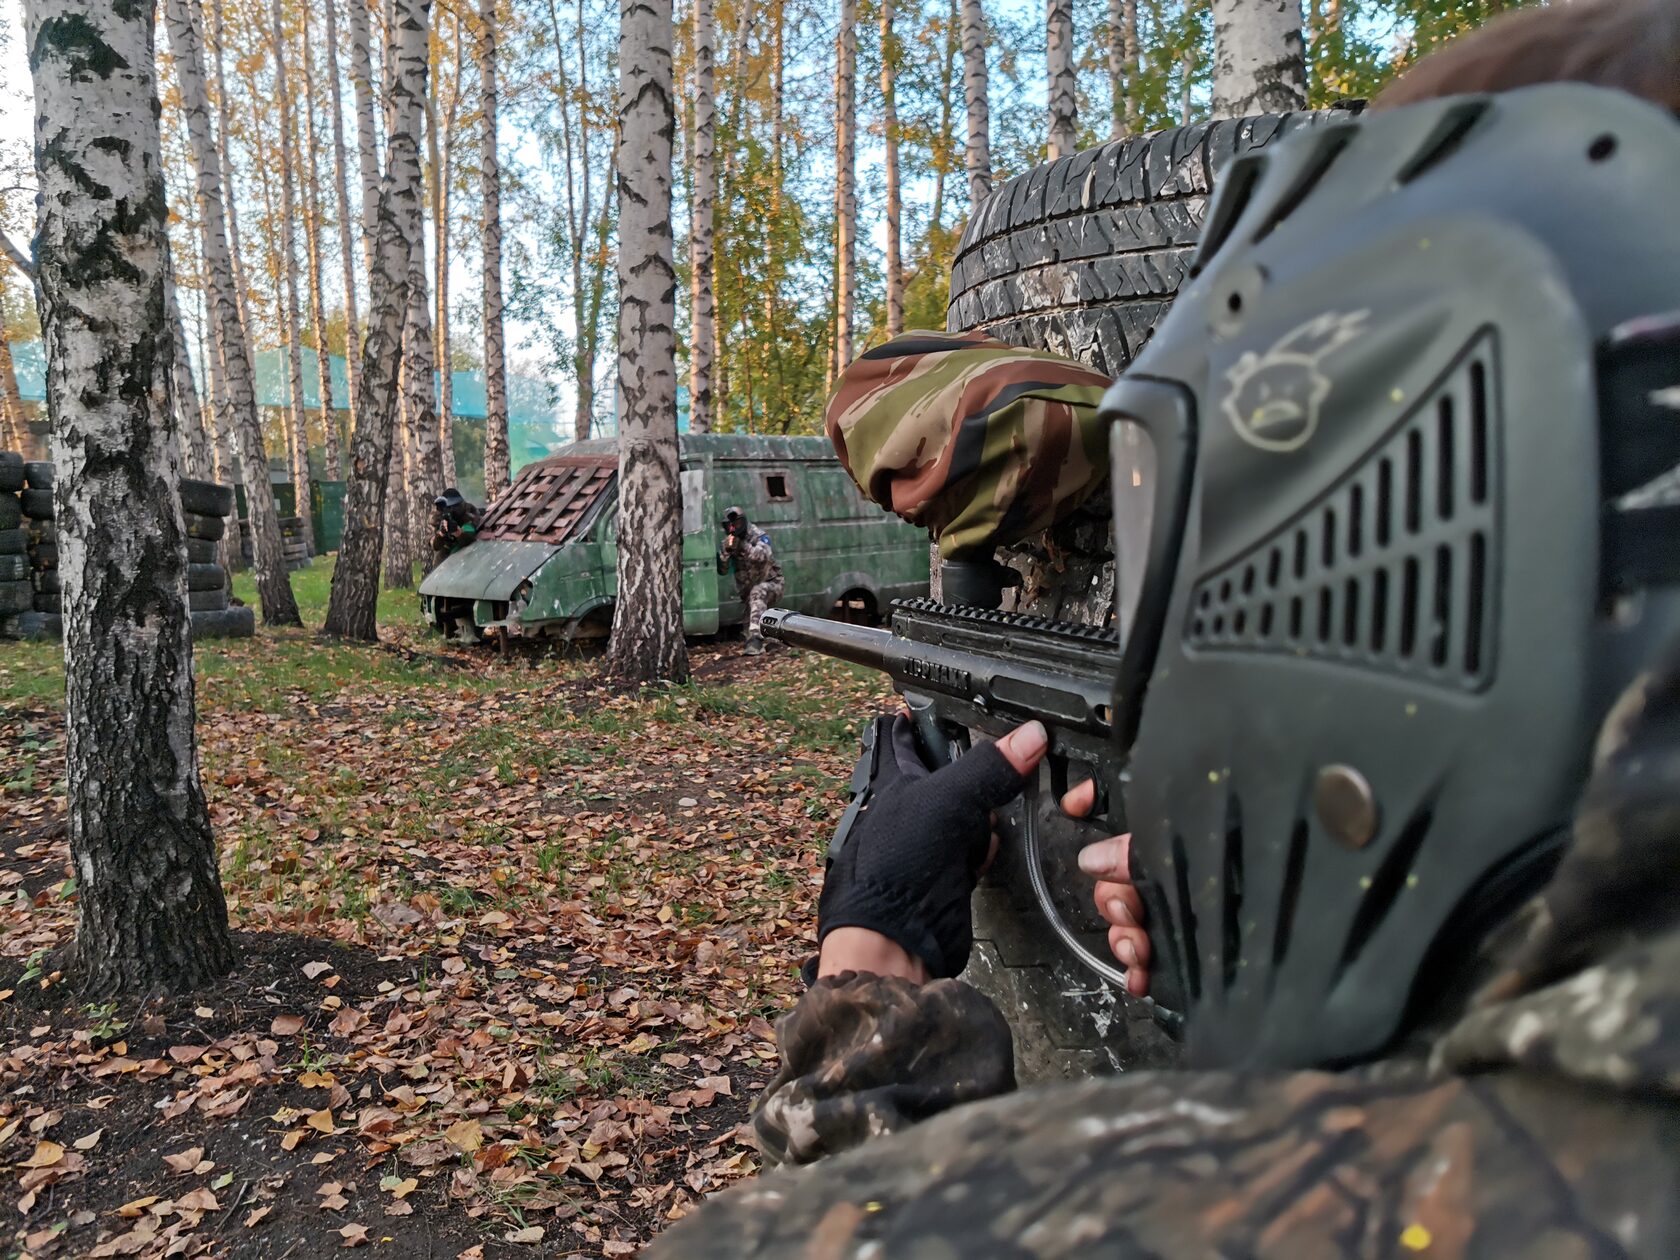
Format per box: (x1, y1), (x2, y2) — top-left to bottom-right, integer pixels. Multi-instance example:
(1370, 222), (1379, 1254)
(0, 561), (893, 1258)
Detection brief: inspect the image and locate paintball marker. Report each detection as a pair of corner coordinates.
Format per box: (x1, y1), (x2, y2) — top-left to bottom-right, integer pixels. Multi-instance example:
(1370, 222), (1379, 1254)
(762, 599), (1171, 1024)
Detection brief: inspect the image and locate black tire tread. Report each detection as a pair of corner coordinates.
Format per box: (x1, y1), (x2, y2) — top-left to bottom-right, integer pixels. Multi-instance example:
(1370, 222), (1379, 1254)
(191, 606), (255, 639)
(0, 580), (31, 615)
(185, 512), (226, 541)
(0, 495), (19, 531)
(946, 111), (1343, 375)
(189, 587), (230, 612)
(22, 461), (52, 490)
(20, 487), (53, 520)
(179, 478), (236, 518)
(187, 563), (227, 592)
(0, 527), (26, 555)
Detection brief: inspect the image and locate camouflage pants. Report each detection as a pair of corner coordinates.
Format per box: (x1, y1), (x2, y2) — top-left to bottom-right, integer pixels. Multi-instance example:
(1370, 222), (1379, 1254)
(746, 579), (784, 637)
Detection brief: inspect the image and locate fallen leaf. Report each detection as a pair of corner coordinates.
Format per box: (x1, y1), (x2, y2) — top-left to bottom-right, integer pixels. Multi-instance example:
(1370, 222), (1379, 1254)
(163, 1146), (205, 1173)
(504, 1226), (545, 1244)
(116, 1196), (160, 1218)
(441, 1119), (483, 1154)
(73, 1129), (103, 1151)
(340, 1223), (370, 1248)
(306, 1108), (338, 1134)
(244, 1205), (272, 1228)
(380, 1176), (418, 1199)
(19, 1140), (64, 1169)
(270, 1014), (305, 1036)
(303, 961), (334, 979)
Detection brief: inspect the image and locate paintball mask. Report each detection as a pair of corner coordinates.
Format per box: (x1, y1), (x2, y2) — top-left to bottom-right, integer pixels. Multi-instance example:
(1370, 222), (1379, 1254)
(434, 488), (470, 525)
(1101, 85), (1680, 1069)
(720, 506), (747, 536)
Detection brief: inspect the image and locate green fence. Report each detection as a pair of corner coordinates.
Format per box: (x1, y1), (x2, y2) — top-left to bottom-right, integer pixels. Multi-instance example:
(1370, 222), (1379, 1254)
(234, 480), (345, 552)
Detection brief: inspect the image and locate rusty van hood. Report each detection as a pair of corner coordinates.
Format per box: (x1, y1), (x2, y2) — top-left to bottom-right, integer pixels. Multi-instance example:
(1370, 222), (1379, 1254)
(418, 539), (562, 603)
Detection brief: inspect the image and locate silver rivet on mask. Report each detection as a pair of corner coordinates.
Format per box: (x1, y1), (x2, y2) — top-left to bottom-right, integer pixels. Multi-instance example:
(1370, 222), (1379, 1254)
(1314, 765), (1378, 849)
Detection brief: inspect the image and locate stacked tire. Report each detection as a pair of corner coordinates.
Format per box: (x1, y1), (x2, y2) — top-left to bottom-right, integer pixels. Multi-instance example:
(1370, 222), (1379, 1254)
(279, 516), (311, 571)
(20, 461), (62, 639)
(0, 454), (36, 634)
(179, 479), (253, 639)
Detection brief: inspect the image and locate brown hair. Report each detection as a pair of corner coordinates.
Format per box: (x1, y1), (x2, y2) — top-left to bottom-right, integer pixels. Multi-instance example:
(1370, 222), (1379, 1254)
(1372, 0), (1680, 113)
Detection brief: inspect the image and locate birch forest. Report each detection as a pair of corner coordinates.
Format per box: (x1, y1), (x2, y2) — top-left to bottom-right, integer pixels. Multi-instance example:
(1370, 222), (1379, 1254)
(0, 0), (1530, 463)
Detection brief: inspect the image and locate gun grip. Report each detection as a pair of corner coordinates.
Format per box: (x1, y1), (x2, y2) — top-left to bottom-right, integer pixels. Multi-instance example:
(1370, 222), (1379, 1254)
(905, 692), (967, 766)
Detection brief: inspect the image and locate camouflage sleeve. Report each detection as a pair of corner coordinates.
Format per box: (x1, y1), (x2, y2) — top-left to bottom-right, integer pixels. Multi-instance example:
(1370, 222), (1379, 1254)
(740, 535), (775, 578)
(753, 972), (1015, 1169)
(659, 1063), (1680, 1258)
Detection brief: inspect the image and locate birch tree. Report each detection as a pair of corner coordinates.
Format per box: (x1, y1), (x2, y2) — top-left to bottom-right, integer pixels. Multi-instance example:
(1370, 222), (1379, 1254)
(300, 5), (343, 481)
(405, 235), (445, 558)
(325, 0), (433, 640)
(688, 0), (717, 434)
(164, 0), (300, 625)
(325, 0), (363, 439)
(480, 0), (512, 496)
(962, 0), (991, 207)
(165, 261), (211, 479)
(1108, 0), (1138, 135)
(24, 0), (236, 994)
(835, 0), (857, 371)
(1047, 0), (1077, 158)
(350, 0), (383, 269)
(269, 0), (314, 537)
(881, 0), (903, 338)
(428, 17), (462, 486)
(1211, 0), (1307, 116)
(607, 0), (688, 683)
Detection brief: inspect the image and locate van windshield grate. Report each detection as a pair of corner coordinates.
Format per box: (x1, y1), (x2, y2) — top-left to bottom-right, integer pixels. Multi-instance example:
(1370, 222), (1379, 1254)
(478, 456), (618, 545)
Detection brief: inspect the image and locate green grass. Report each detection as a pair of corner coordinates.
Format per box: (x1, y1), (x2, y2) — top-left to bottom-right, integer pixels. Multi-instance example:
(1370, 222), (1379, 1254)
(0, 554), (511, 711)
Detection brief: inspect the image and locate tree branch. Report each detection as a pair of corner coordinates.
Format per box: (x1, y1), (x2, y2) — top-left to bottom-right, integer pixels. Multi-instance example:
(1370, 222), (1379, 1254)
(1, 232), (33, 279)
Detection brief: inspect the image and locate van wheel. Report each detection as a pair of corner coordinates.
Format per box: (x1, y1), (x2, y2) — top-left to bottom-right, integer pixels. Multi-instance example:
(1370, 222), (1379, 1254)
(833, 588), (878, 625)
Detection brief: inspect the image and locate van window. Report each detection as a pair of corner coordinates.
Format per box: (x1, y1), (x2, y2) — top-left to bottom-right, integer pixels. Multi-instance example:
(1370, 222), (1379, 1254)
(765, 473), (791, 501)
(716, 468), (801, 523)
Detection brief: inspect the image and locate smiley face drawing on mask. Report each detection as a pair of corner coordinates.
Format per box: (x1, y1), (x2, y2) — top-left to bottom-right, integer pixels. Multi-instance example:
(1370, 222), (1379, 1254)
(1221, 310), (1370, 453)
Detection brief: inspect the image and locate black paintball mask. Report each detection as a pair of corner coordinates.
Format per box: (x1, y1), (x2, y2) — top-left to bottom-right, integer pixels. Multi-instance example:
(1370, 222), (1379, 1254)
(434, 488), (471, 525)
(1100, 84), (1680, 1070)
(720, 506), (747, 538)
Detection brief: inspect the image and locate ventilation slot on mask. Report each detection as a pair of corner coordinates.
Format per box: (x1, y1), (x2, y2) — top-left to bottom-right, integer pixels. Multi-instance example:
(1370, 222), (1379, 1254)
(1171, 833), (1202, 1002)
(1335, 800), (1435, 980)
(1186, 334), (1499, 692)
(1221, 794), (1244, 994)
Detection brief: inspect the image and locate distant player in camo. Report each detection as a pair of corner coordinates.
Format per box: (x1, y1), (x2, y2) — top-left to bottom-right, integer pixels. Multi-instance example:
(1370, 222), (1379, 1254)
(717, 506), (784, 656)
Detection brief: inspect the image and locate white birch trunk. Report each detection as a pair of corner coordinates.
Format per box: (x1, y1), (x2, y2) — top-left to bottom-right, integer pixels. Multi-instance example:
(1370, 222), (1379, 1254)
(688, 0), (716, 434)
(326, 0), (363, 444)
(24, 0), (235, 994)
(350, 0), (383, 273)
(270, 0), (314, 544)
(1107, 0), (1138, 138)
(479, 0), (511, 496)
(165, 261), (211, 479)
(961, 0), (991, 209)
(207, 0), (249, 340)
(428, 51), (458, 488)
(164, 0), (300, 623)
(835, 0), (857, 371)
(324, 0), (431, 639)
(301, 4), (343, 482)
(1211, 0), (1307, 117)
(881, 0), (903, 338)
(405, 220), (444, 560)
(607, 0), (688, 683)
(1047, 0), (1077, 159)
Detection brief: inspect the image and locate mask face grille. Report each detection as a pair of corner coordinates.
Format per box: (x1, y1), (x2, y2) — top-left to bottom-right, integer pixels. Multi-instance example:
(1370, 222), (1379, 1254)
(1185, 333), (1499, 692)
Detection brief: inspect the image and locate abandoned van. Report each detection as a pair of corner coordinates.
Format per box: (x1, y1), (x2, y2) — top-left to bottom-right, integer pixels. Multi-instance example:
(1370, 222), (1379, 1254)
(418, 434), (931, 641)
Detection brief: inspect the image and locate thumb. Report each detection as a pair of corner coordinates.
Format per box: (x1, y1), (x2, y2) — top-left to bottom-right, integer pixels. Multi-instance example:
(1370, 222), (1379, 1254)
(995, 721), (1049, 777)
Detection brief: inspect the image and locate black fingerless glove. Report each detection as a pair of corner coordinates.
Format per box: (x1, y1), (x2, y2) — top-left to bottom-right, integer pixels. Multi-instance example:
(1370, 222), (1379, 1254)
(817, 715), (1029, 978)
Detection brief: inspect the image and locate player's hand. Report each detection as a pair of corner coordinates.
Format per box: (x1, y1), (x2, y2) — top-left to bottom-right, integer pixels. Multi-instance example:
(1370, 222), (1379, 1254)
(816, 718), (1049, 981)
(1065, 781), (1150, 998)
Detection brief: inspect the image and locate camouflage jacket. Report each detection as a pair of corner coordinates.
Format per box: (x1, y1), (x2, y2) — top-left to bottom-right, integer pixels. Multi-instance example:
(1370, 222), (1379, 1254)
(825, 331), (1113, 561)
(719, 525), (782, 595)
(650, 656), (1680, 1257)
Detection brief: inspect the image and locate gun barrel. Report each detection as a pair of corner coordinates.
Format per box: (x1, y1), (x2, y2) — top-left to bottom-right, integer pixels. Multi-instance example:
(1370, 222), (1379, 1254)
(761, 608), (1114, 739)
(760, 609), (889, 671)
